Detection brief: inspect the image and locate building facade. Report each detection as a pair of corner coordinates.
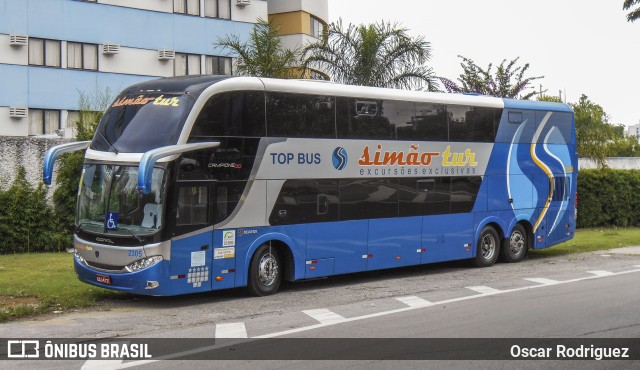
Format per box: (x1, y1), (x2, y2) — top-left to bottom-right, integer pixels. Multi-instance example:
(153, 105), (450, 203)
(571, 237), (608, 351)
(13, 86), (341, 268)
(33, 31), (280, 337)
(627, 123), (640, 140)
(0, 0), (270, 137)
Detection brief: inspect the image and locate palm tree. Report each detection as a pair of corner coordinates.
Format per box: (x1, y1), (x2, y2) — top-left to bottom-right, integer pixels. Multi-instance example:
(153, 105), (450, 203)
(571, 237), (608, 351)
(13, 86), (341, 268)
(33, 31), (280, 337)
(303, 19), (437, 91)
(624, 0), (640, 22)
(216, 19), (300, 78)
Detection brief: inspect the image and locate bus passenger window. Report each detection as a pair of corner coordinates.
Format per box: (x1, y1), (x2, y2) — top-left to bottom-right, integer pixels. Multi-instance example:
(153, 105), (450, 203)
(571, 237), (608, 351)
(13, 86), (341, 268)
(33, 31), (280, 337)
(176, 186), (209, 226)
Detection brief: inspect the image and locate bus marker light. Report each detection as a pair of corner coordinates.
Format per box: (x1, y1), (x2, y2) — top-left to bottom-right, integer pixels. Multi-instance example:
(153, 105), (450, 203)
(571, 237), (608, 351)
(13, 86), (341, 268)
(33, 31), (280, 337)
(216, 276), (223, 281)
(395, 256), (401, 260)
(145, 281), (159, 290)
(417, 248), (426, 253)
(362, 254), (373, 259)
(464, 243), (473, 247)
(178, 274), (186, 279)
(310, 266), (316, 271)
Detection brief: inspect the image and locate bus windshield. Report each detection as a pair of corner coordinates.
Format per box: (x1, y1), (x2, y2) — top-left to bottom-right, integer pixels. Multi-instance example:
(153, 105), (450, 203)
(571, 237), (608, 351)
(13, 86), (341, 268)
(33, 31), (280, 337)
(77, 164), (166, 237)
(92, 93), (195, 153)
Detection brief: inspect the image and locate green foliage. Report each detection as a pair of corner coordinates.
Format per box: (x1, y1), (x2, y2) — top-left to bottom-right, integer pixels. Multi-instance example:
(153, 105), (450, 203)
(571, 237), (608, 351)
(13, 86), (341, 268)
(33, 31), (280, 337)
(537, 95), (563, 103)
(216, 19), (301, 78)
(0, 167), (67, 254)
(303, 19), (437, 90)
(571, 95), (614, 167)
(53, 85), (111, 241)
(577, 169), (640, 228)
(624, 0), (640, 22)
(440, 56), (543, 99)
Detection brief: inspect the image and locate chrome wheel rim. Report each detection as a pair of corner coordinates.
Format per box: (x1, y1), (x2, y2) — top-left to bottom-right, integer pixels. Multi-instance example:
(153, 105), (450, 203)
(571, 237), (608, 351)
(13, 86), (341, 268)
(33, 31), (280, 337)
(509, 230), (526, 256)
(481, 233), (496, 260)
(258, 252), (278, 287)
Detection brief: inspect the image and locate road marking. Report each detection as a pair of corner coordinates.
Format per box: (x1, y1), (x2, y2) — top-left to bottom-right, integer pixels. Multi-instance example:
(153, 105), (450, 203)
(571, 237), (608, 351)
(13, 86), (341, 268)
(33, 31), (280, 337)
(303, 308), (346, 324)
(524, 278), (560, 285)
(395, 296), (434, 308)
(115, 266), (640, 368)
(82, 360), (124, 370)
(465, 285), (502, 294)
(587, 270), (614, 277)
(215, 322), (247, 338)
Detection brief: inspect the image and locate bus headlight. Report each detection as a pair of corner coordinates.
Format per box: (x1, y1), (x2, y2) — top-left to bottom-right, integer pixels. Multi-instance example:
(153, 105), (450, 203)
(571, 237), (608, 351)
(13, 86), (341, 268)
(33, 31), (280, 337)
(125, 256), (163, 272)
(75, 251), (87, 264)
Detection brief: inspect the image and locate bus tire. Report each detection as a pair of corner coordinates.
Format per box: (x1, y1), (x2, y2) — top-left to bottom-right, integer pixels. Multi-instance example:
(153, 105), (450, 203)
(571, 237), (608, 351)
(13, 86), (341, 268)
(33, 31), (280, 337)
(501, 224), (528, 263)
(472, 226), (500, 267)
(247, 244), (281, 296)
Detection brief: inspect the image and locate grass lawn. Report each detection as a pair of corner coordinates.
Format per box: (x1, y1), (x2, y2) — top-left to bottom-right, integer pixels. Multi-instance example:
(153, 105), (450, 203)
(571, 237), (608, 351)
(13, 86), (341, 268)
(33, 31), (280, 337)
(530, 227), (640, 257)
(1, 228), (639, 322)
(0, 253), (124, 322)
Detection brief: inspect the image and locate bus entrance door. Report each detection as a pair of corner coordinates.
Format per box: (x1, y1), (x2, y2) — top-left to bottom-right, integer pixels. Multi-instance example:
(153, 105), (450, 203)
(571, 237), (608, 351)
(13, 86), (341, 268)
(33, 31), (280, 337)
(169, 183), (214, 294)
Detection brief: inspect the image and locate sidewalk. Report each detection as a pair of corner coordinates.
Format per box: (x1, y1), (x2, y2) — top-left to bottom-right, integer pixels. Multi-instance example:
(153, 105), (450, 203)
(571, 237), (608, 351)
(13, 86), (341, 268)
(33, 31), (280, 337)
(604, 246), (640, 255)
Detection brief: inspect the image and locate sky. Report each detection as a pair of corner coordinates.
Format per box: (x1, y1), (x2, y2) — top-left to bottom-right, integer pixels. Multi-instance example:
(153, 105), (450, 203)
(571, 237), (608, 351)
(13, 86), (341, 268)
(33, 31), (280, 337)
(328, 0), (640, 127)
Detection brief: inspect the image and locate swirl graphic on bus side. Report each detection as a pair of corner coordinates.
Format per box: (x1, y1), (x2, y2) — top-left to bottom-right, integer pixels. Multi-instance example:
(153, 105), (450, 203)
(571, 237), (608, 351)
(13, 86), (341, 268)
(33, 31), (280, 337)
(332, 147), (348, 170)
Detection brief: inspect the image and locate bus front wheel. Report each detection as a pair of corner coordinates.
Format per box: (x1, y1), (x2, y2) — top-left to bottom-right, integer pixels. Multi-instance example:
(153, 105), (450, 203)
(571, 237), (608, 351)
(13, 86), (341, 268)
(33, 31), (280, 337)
(472, 226), (500, 267)
(247, 244), (281, 296)
(500, 224), (528, 263)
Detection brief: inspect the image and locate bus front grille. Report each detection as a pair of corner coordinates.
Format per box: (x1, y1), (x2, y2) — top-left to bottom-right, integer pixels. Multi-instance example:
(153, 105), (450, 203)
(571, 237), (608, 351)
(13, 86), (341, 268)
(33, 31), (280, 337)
(85, 260), (126, 273)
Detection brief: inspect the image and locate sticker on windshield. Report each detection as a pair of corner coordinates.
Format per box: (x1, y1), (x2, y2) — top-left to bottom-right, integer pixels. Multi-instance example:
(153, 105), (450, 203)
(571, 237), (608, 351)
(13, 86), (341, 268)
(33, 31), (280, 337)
(105, 212), (119, 230)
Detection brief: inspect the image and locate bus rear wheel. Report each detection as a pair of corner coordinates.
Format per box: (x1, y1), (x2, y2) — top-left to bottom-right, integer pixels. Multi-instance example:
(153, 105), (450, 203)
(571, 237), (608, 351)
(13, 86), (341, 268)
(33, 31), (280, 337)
(472, 226), (500, 267)
(247, 244), (281, 296)
(501, 224), (528, 263)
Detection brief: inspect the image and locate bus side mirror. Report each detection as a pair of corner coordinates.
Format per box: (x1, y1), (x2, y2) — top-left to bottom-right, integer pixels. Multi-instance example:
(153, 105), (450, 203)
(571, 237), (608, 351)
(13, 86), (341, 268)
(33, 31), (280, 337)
(43, 141), (91, 185)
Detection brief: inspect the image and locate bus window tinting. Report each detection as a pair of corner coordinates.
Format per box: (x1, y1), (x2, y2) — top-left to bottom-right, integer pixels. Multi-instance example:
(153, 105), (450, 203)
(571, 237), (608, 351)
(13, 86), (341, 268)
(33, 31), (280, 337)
(93, 94), (195, 153)
(266, 93), (335, 138)
(450, 176), (482, 213)
(269, 180), (339, 225)
(401, 102), (448, 141)
(191, 91), (266, 138)
(180, 138), (260, 181)
(337, 98), (396, 140)
(448, 106), (500, 142)
(214, 181), (246, 224)
(340, 179), (398, 220)
(398, 177), (451, 216)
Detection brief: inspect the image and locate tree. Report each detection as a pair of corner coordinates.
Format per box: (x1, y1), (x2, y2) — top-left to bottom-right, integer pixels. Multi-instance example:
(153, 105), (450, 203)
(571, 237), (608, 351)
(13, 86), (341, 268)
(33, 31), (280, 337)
(53, 85), (113, 240)
(302, 19), (437, 90)
(216, 19), (301, 78)
(571, 95), (614, 167)
(440, 56), (543, 99)
(623, 0), (640, 22)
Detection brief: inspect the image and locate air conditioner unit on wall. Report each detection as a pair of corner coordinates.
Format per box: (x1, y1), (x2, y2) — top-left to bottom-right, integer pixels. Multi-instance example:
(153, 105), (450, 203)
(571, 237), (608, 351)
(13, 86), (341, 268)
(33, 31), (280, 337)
(102, 44), (120, 55)
(236, 0), (250, 7)
(9, 34), (28, 47)
(9, 107), (28, 119)
(158, 49), (176, 60)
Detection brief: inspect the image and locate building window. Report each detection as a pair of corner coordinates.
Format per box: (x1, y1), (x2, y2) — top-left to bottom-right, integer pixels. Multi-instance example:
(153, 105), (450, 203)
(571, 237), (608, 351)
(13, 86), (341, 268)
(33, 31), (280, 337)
(174, 0), (200, 16)
(67, 42), (98, 70)
(175, 53), (201, 76)
(310, 16), (325, 39)
(29, 109), (60, 136)
(205, 56), (232, 75)
(29, 38), (61, 67)
(204, 0), (231, 19)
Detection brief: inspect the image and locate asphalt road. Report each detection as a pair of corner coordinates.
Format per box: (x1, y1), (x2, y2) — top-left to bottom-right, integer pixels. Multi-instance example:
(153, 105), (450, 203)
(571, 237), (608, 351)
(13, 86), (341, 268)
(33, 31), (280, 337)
(1, 248), (640, 369)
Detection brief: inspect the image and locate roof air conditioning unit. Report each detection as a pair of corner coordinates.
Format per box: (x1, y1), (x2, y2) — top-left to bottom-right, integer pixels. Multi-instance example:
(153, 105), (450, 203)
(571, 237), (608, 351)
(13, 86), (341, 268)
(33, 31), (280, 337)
(158, 49), (176, 60)
(102, 44), (120, 55)
(236, 0), (250, 7)
(9, 34), (28, 47)
(9, 107), (28, 119)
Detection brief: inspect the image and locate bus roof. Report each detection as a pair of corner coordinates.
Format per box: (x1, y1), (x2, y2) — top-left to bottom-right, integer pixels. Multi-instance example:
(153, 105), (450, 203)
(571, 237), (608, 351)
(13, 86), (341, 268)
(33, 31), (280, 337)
(120, 75), (572, 113)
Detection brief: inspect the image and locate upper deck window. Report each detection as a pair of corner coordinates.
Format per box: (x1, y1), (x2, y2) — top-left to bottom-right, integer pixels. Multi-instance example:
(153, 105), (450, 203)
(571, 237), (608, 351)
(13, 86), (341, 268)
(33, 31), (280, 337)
(92, 93), (195, 153)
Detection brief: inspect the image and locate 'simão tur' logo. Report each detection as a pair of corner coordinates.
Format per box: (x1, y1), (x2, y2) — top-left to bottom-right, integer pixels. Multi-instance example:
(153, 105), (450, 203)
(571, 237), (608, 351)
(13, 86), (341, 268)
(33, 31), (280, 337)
(332, 147), (348, 170)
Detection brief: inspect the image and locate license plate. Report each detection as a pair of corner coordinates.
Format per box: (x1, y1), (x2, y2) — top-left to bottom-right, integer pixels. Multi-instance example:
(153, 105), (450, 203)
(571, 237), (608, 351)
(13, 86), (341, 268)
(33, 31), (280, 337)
(96, 274), (111, 285)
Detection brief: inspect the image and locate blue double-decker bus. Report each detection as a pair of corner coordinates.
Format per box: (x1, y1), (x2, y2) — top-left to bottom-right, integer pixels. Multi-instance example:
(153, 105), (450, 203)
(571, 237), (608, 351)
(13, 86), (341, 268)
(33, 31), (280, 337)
(44, 76), (577, 296)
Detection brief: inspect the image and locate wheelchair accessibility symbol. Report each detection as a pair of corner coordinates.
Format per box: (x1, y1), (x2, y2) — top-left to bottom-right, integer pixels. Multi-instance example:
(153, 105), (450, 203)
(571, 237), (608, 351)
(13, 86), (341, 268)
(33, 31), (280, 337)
(106, 212), (119, 230)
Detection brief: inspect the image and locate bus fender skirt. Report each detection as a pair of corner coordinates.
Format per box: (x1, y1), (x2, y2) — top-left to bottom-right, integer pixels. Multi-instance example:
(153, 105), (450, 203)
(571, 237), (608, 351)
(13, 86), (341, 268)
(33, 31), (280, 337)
(475, 216), (507, 244)
(237, 232), (304, 287)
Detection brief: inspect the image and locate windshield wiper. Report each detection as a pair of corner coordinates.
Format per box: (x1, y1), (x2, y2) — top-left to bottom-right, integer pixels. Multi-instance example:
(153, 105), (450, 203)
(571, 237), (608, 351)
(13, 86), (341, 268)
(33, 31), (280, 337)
(97, 130), (119, 154)
(121, 227), (143, 245)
